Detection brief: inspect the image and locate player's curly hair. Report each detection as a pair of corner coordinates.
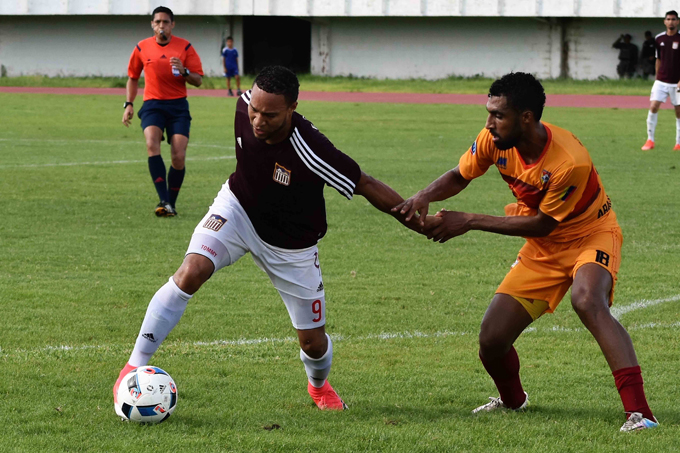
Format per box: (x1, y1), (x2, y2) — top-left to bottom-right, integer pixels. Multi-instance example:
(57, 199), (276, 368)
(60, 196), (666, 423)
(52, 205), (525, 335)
(152, 6), (174, 22)
(254, 66), (300, 106)
(489, 72), (546, 121)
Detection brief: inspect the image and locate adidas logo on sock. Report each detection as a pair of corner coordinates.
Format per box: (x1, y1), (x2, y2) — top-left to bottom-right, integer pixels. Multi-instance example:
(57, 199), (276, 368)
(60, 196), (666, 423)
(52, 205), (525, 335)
(317, 282), (324, 292)
(142, 333), (157, 342)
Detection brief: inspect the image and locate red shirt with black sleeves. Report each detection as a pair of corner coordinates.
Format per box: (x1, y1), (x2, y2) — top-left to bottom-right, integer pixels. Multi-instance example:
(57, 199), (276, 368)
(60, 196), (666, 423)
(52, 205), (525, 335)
(128, 36), (204, 101)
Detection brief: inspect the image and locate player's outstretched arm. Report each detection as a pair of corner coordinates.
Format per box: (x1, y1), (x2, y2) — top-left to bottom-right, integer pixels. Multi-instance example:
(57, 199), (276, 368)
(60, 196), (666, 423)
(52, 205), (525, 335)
(424, 209), (559, 243)
(354, 171), (438, 233)
(392, 166), (471, 226)
(122, 77), (138, 127)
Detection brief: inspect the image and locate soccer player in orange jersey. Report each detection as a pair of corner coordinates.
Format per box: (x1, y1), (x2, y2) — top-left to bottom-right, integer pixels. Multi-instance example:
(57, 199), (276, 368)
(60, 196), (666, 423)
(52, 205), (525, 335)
(394, 73), (658, 432)
(122, 6), (204, 217)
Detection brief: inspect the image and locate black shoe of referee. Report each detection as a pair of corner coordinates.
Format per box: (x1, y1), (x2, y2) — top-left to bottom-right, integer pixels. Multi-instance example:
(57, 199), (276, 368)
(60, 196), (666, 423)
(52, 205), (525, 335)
(155, 201), (177, 217)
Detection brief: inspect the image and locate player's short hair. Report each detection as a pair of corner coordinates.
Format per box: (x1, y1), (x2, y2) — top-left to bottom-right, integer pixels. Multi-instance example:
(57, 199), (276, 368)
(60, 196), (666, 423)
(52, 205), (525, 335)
(226, 36), (233, 41)
(254, 66), (300, 106)
(645, 30), (652, 37)
(152, 6), (174, 22)
(489, 72), (546, 121)
(665, 10), (678, 19)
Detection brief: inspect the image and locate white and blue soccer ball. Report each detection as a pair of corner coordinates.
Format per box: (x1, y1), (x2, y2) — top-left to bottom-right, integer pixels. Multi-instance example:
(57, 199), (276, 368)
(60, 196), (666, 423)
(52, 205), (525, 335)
(116, 366), (178, 424)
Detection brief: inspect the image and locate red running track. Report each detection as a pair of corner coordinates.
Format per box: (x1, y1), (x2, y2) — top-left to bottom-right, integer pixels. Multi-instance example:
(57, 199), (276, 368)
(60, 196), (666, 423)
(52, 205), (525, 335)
(0, 86), (669, 109)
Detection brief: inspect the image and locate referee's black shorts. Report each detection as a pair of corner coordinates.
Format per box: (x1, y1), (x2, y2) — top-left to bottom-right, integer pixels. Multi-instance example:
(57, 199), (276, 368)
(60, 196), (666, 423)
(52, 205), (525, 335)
(138, 98), (192, 143)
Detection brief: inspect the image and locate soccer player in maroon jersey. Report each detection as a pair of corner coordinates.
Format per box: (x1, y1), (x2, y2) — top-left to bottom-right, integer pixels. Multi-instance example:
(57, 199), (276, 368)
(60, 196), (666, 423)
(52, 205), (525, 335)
(641, 10), (680, 151)
(122, 6), (204, 217)
(114, 66), (433, 415)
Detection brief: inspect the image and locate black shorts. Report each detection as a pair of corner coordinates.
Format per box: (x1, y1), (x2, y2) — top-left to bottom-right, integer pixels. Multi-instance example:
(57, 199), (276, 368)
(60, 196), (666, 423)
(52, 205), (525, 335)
(138, 98), (192, 144)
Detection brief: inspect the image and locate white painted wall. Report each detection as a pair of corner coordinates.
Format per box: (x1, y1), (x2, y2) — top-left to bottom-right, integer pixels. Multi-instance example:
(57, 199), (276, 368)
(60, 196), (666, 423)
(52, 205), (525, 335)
(0, 15), (243, 77)
(310, 17), (663, 80)
(0, 0), (676, 17)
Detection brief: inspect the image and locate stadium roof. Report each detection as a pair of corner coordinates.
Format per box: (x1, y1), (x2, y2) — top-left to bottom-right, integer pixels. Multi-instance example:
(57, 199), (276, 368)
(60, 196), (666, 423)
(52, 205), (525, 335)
(0, 0), (670, 18)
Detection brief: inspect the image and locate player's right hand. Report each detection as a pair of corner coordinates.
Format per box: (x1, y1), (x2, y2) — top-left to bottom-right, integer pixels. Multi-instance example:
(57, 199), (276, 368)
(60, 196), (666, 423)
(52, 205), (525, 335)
(392, 191), (431, 225)
(122, 106), (134, 127)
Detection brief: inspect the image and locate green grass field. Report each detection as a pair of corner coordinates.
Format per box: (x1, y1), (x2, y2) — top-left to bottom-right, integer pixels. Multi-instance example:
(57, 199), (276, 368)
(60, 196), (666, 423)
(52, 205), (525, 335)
(0, 92), (679, 451)
(0, 74), (658, 95)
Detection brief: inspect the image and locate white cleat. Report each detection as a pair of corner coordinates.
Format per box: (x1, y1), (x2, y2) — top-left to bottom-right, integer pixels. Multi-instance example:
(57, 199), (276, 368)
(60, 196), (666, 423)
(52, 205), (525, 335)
(620, 412), (659, 432)
(472, 391), (529, 414)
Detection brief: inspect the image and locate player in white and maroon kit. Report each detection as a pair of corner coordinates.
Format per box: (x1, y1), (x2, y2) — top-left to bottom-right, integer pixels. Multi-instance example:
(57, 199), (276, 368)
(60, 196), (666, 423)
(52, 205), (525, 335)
(642, 10), (680, 151)
(113, 66), (433, 415)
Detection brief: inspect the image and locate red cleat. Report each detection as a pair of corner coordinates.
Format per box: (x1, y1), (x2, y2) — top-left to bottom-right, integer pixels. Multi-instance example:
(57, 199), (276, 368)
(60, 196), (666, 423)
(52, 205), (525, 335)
(113, 362), (137, 417)
(641, 140), (655, 150)
(673, 144), (680, 151)
(308, 381), (348, 411)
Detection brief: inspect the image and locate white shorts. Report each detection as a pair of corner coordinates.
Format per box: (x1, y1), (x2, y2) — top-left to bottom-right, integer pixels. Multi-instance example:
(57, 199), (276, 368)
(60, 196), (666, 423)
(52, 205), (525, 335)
(650, 80), (680, 106)
(186, 182), (326, 330)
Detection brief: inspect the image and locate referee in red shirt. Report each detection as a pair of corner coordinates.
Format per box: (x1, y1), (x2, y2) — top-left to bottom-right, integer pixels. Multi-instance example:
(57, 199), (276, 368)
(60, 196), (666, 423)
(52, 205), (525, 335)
(122, 6), (204, 216)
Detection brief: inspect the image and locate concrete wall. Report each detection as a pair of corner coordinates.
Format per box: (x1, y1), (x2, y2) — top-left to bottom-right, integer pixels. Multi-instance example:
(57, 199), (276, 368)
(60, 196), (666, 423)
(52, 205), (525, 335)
(311, 16), (663, 79)
(0, 14), (665, 79)
(0, 15), (243, 77)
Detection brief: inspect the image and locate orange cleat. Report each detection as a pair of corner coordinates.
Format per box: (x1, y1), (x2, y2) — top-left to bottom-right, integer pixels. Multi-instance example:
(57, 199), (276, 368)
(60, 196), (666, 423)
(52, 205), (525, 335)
(674, 144), (680, 151)
(641, 140), (655, 150)
(308, 381), (348, 411)
(113, 362), (137, 417)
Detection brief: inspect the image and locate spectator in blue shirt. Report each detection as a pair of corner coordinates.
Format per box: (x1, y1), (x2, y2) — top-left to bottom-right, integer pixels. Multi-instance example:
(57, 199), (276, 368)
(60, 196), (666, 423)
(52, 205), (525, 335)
(221, 36), (241, 96)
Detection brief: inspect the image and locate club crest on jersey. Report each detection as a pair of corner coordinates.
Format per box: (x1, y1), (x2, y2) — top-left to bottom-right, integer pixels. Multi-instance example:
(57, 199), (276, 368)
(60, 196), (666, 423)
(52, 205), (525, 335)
(541, 169), (552, 184)
(496, 157), (507, 169)
(203, 214), (227, 232)
(273, 163), (291, 186)
(471, 140), (477, 155)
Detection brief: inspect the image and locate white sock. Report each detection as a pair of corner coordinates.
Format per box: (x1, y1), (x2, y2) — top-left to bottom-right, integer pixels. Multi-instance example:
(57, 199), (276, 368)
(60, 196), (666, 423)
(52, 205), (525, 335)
(647, 111), (658, 141)
(300, 333), (333, 388)
(128, 277), (192, 366)
(676, 118), (680, 144)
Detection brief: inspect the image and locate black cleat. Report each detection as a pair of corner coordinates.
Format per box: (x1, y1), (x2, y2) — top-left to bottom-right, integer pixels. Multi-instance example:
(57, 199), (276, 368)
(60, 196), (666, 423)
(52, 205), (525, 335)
(237, 89), (242, 96)
(228, 89), (234, 97)
(155, 201), (177, 217)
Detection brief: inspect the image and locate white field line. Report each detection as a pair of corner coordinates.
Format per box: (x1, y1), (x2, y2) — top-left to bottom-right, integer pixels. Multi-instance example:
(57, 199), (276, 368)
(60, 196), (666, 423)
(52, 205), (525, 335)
(0, 154), (235, 169)
(610, 294), (680, 319)
(0, 137), (233, 150)
(2, 295), (679, 359)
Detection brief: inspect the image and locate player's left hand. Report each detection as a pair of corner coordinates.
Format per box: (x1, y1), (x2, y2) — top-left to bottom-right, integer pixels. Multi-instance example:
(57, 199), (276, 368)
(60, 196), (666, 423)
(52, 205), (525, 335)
(170, 57), (185, 73)
(423, 209), (471, 243)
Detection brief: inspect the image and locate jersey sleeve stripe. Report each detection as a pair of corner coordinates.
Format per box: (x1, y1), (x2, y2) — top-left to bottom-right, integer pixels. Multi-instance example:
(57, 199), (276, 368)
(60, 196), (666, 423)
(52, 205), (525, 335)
(241, 91), (250, 105)
(136, 44), (141, 52)
(290, 130), (354, 199)
(185, 43), (192, 51)
(292, 128), (356, 192)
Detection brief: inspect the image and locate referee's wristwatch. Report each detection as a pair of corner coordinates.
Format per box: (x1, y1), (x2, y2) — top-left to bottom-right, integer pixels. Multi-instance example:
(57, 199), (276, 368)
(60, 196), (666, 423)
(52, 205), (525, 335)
(182, 68), (190, 77)
(123, 101), (134, 109)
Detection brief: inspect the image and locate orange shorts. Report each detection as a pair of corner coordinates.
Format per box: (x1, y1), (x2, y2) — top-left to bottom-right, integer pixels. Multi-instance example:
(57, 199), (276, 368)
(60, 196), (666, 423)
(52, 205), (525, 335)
(496, 226), (623, 317)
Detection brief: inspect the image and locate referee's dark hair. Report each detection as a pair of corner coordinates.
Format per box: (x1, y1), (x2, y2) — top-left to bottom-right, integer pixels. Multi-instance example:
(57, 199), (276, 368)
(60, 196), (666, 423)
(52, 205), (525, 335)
(152, 6), (174, 22)
(254, 66), (300, 106)
(489, 72), (546, 121)
(665, 10), (678, 19)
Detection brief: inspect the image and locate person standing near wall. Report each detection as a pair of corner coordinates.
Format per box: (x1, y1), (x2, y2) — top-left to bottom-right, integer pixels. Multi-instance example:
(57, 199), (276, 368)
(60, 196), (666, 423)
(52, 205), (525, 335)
(641, 31), (656, 79)
(612, 34), (638, 78)
(641, 10), (680, 151)
(122, 6), (204, 216)
(221, 36), (242, 96)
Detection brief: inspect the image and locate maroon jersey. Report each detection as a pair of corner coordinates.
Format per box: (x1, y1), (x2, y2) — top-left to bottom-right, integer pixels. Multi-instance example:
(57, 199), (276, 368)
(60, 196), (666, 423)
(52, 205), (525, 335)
(228, 90), (362, 249)
(655, 31), (680, 83)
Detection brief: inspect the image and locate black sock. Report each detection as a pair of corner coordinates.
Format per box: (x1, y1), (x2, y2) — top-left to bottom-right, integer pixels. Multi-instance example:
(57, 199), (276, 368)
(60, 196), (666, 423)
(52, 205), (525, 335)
(148, 155), (169, 203)
(168, 166), (185, 208)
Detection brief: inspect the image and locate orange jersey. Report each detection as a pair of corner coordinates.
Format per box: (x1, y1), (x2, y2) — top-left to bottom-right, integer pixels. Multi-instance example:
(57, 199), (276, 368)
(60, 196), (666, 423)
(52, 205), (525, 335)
(128, 36), (204, 101)
(458, 123), (617, 242)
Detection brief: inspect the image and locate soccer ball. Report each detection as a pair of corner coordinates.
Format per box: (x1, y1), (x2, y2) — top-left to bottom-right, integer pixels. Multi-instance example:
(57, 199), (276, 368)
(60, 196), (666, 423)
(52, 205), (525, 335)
(116, 366), (178, 424)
